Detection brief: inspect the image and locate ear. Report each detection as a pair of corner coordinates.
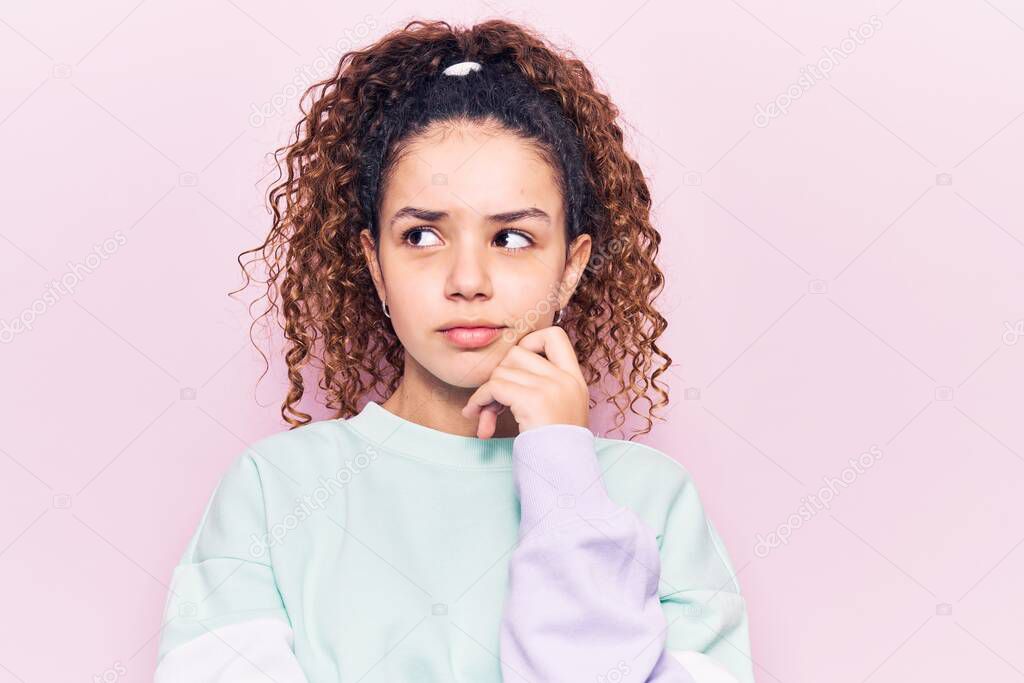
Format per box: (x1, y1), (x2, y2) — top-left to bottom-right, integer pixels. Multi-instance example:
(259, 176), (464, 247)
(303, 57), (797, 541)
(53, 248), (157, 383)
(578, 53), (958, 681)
(559, 233), (593, 306)
(359, 228), (386, 302)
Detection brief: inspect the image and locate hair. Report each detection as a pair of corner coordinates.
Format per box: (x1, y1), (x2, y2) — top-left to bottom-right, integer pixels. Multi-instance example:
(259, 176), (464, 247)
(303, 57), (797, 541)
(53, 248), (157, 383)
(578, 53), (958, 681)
(233, 18), (673, 440)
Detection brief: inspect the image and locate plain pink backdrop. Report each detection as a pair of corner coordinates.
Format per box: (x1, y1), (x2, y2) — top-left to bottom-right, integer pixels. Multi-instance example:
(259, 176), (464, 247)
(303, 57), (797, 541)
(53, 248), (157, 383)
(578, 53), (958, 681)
(2, 1), (1023, 681)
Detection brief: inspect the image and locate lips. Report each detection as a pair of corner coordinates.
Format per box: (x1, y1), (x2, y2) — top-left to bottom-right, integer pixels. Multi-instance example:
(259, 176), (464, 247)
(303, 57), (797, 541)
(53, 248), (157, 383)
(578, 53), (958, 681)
(440, 326), (504, 349)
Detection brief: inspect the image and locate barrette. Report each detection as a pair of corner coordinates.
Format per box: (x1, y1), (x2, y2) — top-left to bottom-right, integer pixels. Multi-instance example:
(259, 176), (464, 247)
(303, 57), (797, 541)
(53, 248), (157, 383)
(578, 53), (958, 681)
(442, 60), (483, 76)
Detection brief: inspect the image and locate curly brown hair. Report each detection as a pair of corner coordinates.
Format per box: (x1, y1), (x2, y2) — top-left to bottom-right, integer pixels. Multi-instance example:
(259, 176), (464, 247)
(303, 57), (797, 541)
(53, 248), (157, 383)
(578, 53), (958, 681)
(232, 18), (673, 440)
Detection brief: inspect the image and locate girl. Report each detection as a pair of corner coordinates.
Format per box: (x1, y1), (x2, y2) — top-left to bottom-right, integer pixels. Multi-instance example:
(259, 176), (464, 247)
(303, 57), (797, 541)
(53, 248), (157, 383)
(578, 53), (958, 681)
(154, 18), (754, 683)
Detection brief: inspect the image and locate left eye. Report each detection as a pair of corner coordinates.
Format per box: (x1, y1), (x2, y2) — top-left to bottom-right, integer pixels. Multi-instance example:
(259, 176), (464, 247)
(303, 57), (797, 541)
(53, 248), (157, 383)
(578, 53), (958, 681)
(496, 230), (532, 250)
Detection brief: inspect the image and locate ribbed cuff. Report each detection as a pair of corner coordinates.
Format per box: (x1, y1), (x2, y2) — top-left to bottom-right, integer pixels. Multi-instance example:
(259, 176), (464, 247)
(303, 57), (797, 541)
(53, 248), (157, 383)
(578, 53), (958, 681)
(511, 423), (623, 535)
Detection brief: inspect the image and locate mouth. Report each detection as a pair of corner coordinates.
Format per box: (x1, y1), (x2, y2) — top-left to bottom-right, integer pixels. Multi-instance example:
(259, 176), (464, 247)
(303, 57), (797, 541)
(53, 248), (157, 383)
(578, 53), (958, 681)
(439, 326), (505, 349)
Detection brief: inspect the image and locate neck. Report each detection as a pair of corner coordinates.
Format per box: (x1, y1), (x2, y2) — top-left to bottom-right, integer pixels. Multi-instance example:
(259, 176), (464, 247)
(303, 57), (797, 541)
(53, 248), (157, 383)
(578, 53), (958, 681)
(381, 358), (521, 439)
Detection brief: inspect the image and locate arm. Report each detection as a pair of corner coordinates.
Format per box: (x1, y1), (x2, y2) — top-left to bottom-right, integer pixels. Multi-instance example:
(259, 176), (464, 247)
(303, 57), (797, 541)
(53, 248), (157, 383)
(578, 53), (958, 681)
(498, 424), (752, 683)
(154, 452), (310, 682)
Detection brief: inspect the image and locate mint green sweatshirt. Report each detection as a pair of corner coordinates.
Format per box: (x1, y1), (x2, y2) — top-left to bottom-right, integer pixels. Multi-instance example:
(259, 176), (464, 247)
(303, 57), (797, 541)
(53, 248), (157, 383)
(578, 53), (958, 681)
(154, 400), (754, 682)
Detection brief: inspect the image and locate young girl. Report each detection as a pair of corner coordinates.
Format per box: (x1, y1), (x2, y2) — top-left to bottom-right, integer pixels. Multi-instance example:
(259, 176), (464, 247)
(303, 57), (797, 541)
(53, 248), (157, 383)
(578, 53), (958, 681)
(154, 19), (754, 683)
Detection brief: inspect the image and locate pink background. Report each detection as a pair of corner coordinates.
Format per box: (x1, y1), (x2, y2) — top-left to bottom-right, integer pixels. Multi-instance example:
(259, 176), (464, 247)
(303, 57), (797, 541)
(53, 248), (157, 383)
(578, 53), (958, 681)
(2, 1), (1023, 681)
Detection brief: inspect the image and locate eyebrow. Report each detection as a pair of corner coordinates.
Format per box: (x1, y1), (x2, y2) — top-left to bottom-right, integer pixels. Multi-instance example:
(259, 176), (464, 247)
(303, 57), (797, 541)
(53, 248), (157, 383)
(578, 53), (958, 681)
(388, 206), (551, 229)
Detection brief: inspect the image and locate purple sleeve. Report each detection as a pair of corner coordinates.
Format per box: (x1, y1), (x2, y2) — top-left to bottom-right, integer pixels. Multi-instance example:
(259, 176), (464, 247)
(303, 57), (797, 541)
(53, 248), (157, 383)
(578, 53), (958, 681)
(499, 423), (698, 682)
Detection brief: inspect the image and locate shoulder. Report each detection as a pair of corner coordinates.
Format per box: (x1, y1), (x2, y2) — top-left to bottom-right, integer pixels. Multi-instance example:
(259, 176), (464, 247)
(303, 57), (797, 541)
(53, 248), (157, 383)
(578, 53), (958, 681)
(184, 419), (364, 557)
(593, 434), (697, 500)
(229, 417), (365, 484)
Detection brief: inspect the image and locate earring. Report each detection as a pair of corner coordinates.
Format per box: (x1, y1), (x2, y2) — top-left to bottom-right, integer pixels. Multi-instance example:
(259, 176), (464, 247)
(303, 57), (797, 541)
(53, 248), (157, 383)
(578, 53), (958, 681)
(553, 308), (562, 324)
(382, 299), (391, 319)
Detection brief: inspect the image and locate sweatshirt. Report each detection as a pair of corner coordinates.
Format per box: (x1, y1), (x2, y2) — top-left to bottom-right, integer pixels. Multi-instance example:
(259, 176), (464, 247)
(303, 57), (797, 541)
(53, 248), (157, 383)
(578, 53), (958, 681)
(153, 400), (754, 682)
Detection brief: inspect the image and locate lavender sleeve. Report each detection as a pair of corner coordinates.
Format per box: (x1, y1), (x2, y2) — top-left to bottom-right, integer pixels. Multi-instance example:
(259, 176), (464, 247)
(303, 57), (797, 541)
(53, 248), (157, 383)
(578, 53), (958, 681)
(498, 423), (699, 682)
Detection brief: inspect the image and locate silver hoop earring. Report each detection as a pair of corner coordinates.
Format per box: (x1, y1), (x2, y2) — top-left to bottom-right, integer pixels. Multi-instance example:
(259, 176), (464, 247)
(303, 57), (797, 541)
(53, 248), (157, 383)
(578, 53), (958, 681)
(553, 308), (562, 324)
(382, 300), (391, 319)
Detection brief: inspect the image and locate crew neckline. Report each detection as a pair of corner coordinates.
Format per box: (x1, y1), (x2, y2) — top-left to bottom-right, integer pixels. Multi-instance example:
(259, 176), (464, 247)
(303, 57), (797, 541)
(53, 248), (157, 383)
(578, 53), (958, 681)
(340, 400), (516, 468)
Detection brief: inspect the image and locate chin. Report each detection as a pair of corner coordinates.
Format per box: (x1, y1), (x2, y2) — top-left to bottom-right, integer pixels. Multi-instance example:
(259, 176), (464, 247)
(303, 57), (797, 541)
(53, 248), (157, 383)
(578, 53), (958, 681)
(402, 336), (506, 389)
(429, 357), (499, 389)
(440, 367), (492, 389)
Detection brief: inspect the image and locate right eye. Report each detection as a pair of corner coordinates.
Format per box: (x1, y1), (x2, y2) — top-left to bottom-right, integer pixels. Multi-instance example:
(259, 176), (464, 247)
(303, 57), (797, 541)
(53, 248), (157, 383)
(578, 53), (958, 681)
(400, 227), (442, 249)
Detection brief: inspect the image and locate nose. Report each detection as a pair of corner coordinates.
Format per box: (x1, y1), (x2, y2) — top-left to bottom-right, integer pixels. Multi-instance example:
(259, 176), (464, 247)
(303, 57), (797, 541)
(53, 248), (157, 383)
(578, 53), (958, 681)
(444, 240), (492, 302)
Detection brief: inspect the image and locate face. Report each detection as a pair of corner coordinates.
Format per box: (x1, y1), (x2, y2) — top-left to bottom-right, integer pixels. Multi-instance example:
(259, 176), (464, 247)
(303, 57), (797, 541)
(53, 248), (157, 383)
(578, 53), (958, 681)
(360, 121), (592, 389)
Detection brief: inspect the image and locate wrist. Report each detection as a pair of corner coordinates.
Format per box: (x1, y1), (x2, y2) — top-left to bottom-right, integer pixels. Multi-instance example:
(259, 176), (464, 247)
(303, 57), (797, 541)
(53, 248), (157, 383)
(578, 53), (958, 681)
(511, 423), (621, 535)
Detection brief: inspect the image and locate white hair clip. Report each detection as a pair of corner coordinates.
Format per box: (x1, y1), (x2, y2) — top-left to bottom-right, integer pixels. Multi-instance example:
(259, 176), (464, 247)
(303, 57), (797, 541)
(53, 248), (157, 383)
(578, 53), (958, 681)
(442, 60), (483, 76)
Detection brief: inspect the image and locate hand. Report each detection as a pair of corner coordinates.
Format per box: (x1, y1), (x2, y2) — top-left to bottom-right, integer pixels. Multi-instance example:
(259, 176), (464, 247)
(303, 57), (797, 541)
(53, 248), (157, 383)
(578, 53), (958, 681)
(461, 326), (590, 439)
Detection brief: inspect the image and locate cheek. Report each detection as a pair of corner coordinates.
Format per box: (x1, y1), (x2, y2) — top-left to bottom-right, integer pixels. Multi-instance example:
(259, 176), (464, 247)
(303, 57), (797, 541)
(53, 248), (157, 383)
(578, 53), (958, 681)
(493, 272), (562, 326)
(382, 257), (431, 303)
(388, 279), (433, 330)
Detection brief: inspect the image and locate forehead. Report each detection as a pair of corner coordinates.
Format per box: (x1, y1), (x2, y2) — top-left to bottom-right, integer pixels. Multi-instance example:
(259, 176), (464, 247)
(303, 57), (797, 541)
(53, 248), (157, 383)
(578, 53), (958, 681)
(380, 123), (563, 220)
